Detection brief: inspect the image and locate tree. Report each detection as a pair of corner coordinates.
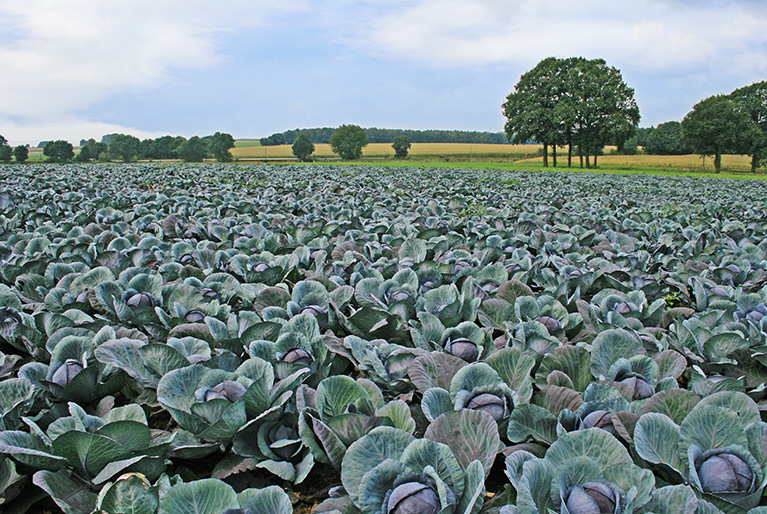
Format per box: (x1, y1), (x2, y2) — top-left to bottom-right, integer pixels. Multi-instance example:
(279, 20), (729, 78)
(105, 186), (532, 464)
(563, 58), (640, 168)
(178, 136), (207, 162)
(392, 135), (411, 159)
(729, 81), (767, 172)
(108, 134), (141, 162)
(682, 95), (758, 172)
(503, 57), (565, 167)
(0, 136), (10, 162)
(150, 136), (186, 159)
(291, 133), (315, 162)
(330, 125), (368, 160)
(76, 139), (108, 162)
(503, 57), (639, 168)
(13, 145), (29, 163)
(208, 132), (236, 162)
(644, 121), (691, 155)
(43, 140), (74, 163)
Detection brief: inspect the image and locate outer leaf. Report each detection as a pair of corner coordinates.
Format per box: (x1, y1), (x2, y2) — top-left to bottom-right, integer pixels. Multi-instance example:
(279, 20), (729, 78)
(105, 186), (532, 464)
(408, 352), (467, 392)
(33, 469), (98, 514)
(341, 427), (414, 502)
(641, 389), (701, 425)
(545, 428), (632, 471)
(634, 413), (684, 474)
(52, 430), (131, 478)
(694, 391), (760, 427)
(238, 485), (294, 514)
(425, 409), (501, 475)
(97, 473), (160, 514)
(680, 405), (748, 451)
(506, 404), (558, 445)
(158, 478), (239, 514)
(589, 328), (644, 378)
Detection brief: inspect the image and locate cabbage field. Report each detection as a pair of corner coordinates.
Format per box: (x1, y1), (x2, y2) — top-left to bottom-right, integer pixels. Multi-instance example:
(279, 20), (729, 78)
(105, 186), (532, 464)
(2, 163), (767, 513)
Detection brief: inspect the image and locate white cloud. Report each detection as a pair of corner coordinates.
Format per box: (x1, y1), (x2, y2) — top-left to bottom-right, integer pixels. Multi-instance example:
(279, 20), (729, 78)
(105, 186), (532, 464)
(355, 0), (767, 77)
(0, 0), (308, 144)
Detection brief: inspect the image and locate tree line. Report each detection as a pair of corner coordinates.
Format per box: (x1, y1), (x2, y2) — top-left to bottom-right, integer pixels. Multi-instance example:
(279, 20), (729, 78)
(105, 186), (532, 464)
(260, 127), (509, 146)
(0, 132), (237, 164)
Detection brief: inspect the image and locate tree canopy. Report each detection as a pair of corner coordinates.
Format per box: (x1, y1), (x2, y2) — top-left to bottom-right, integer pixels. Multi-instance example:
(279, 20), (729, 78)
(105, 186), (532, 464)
(13, 145), (28, 163)
(43, 140), (74, 163)
(503, 57), (640, 168)
(644, 121), (690, 155)
(0, 136), (11, 162)
(682, 95), (759, 172)
(109, 134), (141, 162)
(291, 134), (315, 162)
(330, 125), (368, 160)
(729, 81), (767, 172)
(208, 132), (235, 162)
(392, 135), (411, 159)
(179, 136), (207, 162)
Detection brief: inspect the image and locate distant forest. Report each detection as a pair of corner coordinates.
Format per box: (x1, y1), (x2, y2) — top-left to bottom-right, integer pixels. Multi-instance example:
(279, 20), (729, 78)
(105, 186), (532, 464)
(259, 127), (510, 146)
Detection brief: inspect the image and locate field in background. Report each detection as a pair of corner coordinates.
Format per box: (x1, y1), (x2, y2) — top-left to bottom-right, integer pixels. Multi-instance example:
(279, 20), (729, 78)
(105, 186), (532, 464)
(231, 142), (542, 160)
(230, 141), (757, 173)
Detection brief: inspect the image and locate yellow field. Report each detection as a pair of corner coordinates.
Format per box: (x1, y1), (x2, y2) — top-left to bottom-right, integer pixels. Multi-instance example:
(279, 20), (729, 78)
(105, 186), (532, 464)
(230, 142), (540, 159)
(513, 153), (754, 172)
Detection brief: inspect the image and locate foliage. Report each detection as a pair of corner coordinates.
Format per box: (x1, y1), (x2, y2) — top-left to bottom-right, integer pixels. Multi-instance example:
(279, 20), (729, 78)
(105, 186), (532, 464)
(263, 127), (508, 145)
(392, 135), (411, 159)
(42, 140), (74, 163)
(76, 139), (109, 162)
(729, 81), (767, 172)
(330, 124), (369, 160)
(12, 146), (28, 163)
(644, 121), (691, 155)
(178, 136), (207, 162)
(503, 57), (640, 169)
(682, 94), (759, 172)
(109, 134), (141, 162)
(291, 133), (315, 162)
(208, 132), (236, 162)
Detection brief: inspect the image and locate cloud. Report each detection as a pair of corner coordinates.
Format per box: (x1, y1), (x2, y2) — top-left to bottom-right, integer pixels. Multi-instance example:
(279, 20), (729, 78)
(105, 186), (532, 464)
(0, 0), (307, 144)
(356, 0), (767, 77)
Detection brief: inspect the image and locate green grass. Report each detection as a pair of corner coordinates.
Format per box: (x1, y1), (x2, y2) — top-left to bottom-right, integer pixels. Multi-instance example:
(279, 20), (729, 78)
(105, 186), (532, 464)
(233, 140), (262, 148)
(299, 158), (767, 180)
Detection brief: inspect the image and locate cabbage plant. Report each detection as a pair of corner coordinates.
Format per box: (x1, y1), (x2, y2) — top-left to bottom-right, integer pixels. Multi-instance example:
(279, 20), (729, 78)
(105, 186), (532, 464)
(634, 391), (767, 510)
(504, 428), (655, 514)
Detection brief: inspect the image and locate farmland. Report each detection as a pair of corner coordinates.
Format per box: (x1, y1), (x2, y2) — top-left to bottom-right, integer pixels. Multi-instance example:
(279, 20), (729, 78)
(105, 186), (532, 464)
(2, 163), (767, 513)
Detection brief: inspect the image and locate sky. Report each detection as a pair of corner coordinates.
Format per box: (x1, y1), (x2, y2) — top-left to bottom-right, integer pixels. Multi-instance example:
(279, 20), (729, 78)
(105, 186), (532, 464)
(1, 0), (766, 146)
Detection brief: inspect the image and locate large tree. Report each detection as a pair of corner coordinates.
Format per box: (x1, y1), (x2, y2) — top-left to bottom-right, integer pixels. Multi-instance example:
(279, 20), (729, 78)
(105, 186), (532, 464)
(108, 134), (141, 162)
(43, 140), (74, 163)
(644, 121), (690, 155)
(208, 132), (236, 162)
(502, 57), (564, 167)
(0, 136), (11, 162)
(330, 125), (368, 160)
(291, 133), (315, 162)
(729, 81), (767, 172)
(563, 58), (640, 168)
(13, 145), (28, 163)
(503, 57), (639, 168)
(392, 135), (411, 159)
(179, 136), (207, 162)
(682, 95), (758, 173)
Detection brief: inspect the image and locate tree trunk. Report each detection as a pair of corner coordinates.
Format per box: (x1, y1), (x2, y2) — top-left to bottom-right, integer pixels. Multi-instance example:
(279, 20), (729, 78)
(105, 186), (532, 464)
(594, 153), (598, 168)
(585, 148), (591, 169)
(714, 148), (721, 173)
(552, 146), (557, 167)
(543, 143), (548, 168)
(568, 143), (573, 168)
(579, 149), (583, 168)
(752, 154), (758, 173)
